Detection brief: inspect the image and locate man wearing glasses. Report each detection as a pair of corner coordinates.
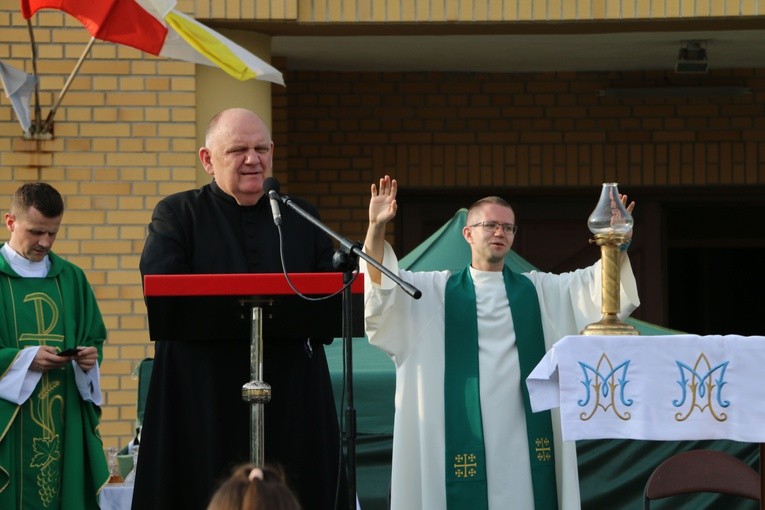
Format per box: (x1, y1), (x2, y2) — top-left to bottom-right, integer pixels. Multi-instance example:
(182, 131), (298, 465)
(361, 175), (640, 510)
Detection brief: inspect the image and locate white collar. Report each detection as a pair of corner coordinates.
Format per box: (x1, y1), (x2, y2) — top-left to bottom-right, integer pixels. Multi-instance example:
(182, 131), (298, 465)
(469, 265), (504, 284)
(1, 244), (50, 277)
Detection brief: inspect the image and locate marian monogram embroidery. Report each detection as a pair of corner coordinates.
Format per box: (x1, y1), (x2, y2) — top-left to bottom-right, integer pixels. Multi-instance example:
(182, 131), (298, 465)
(673, 352), (729, 422)
(544, 336), (764, 444)
(573, 351), (731, 424)
(577, 353), (633, 421)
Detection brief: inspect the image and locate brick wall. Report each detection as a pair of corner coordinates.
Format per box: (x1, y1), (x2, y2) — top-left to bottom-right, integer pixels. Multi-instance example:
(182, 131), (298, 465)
(280, 69), (765, 247)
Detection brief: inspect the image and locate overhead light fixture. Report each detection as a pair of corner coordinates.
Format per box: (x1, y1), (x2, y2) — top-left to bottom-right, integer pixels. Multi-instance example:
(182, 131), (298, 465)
(675, 40), (708, 74)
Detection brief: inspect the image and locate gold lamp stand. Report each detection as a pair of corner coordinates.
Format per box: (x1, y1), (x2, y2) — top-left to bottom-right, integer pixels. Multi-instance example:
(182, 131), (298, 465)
(580, 233), (639, 336)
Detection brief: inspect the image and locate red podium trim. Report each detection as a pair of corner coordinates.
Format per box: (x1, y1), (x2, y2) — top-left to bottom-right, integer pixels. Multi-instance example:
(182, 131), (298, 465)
(144, 272), (363, 297)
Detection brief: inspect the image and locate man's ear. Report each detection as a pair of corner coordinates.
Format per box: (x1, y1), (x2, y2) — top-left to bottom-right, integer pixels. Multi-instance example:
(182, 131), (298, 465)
(4, 213), (15, 233)
(198, 147), (214, 176)
(462, 225), (473, 244)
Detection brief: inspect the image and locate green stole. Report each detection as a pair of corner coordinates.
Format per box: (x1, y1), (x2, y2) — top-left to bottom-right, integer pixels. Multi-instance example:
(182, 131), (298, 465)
(444, 266), (558, 509)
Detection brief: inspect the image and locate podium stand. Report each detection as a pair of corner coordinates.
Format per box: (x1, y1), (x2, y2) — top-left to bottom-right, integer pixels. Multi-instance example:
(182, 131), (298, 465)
(527, 334), (765, 509)
(144, 272), (364, 496)
(144, 273), (363, 342)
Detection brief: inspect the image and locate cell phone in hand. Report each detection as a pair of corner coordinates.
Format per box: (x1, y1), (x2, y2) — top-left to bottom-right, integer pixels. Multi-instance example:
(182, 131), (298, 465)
(58, 348), (82, 357)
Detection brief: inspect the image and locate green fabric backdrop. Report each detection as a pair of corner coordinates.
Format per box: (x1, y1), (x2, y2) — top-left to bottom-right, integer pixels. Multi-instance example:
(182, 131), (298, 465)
(326, 209), (760, 510)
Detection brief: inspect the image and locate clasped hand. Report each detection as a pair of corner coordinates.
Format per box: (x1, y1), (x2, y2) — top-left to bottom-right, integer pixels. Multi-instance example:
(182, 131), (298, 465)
(31, 345), (98, 373)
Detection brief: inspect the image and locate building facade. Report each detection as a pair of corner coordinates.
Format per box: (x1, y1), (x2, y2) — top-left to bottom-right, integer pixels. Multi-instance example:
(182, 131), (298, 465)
(1, 0), (764, 476)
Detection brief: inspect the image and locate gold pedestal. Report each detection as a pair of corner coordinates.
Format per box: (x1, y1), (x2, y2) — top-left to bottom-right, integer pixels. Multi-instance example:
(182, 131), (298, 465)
(580, 233), (639, 336)
(580, 316), (639, 336)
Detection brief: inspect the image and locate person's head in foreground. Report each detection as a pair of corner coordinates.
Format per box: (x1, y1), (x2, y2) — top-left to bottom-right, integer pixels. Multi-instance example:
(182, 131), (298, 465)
(207, 463), (301, 510)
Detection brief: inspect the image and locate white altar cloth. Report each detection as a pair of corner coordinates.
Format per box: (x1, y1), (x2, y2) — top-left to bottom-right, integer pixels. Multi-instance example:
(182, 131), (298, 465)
(99, 484), (133, 510)
(527, 334), (765, 442)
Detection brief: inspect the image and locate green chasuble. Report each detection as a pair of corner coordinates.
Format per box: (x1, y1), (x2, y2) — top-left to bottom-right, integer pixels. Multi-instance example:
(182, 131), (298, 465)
(0, 246), (109, 509)
(444, 266), (558, 510)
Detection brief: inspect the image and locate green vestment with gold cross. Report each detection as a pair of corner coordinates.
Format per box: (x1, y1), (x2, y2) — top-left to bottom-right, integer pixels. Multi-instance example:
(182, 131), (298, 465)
(0, 246), (109, 509)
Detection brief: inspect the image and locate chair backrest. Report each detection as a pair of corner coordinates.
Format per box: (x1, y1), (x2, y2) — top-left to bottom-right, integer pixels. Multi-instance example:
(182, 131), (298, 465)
(643, 449), (760, 510)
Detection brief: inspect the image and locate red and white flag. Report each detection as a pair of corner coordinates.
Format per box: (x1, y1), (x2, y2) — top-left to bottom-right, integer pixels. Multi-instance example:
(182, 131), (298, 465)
(21, 0), (168, 55)
(20, 0), (284, 85)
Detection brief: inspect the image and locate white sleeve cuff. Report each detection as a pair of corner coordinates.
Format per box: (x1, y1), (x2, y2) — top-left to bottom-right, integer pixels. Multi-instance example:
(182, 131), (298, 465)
(0, 347), (43, 405)
(73, 361), (102, 406)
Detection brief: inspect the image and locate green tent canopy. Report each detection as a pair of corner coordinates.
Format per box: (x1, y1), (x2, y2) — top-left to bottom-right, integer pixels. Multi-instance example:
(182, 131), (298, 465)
(326, 209), (758, 510)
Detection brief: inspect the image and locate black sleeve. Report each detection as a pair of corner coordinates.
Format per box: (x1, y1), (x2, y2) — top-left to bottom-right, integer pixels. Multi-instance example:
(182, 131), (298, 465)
(140, 197), (191, 276)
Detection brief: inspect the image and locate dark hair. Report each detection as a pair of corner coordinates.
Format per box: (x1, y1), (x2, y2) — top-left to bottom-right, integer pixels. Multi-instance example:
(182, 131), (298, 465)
(207, 463), (301, 510)
(11, 182), (64, 218)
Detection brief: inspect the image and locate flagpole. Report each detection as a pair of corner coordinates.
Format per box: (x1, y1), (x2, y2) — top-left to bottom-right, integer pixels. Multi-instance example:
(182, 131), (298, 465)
(40, 36), (96, 135)
(26, 19), (43, 136)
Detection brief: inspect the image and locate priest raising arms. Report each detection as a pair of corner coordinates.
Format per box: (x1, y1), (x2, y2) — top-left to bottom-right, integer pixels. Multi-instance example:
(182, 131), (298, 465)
(361, 176), (640, 510)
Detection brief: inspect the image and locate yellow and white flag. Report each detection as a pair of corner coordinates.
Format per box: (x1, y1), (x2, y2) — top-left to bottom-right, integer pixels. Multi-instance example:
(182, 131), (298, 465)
(138, 0), (284, 85)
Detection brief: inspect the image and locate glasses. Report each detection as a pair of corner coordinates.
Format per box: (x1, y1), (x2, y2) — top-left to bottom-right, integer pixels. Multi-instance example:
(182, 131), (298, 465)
(469, 221), (518, 235)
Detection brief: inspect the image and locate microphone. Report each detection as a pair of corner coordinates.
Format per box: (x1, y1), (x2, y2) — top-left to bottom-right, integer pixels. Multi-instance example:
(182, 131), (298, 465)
(263, 177), (282, 226)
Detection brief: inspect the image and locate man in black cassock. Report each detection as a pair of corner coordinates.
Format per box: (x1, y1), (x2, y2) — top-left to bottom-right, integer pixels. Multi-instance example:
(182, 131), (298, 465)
(132, 108), (347, 510)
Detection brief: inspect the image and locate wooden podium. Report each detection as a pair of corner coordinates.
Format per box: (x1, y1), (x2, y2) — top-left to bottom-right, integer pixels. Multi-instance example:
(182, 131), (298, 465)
(144, 272), (364, 489)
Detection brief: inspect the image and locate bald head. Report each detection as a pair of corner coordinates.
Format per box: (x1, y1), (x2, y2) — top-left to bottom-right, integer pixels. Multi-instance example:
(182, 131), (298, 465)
(204, 108), (271, 148)
(198, 108), (275, 206)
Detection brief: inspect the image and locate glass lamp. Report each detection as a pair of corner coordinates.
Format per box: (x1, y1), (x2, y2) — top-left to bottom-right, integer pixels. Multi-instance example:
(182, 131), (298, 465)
(581, 183), (640, 336)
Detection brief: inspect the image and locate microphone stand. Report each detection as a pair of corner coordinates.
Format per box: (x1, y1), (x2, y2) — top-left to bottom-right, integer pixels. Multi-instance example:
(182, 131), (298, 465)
(276, 192), (420, 510)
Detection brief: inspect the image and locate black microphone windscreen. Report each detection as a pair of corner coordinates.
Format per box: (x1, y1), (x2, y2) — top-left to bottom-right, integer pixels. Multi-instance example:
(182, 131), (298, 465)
(263, 177), (280, 194)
